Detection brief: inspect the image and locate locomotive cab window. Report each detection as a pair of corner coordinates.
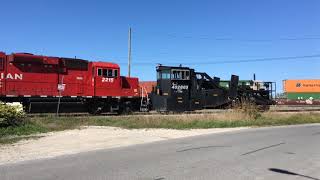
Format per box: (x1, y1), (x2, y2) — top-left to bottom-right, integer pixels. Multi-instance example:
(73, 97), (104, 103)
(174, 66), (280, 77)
(102, 69), (108, 77)
(186, 71), (190, 79)
(172, 70), (181, 79)
(159, 70), (170, 79)
(100, 68), (118, 77)
(114, 69), (118, 77)
(171, 69), (190, 80)
(97, 68), (103, 76)
(0, 58), (3, 70)
(107, 69), (113, 77)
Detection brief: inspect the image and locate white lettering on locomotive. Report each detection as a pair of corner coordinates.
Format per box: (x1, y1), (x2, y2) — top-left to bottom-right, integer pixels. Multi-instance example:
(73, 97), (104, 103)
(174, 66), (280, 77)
(102, 77), (114, 83)
(171, 83), (188, 90)
(0, 73), (23, 80)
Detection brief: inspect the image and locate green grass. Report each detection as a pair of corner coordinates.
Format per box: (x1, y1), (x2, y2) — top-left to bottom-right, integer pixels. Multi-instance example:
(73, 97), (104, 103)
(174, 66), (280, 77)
(1, 112), (320, 144)
(0, 123), (48, 137)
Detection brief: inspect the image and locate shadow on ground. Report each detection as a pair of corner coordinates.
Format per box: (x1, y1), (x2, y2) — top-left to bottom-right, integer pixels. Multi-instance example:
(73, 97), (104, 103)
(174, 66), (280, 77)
(269, 168), (319, 180)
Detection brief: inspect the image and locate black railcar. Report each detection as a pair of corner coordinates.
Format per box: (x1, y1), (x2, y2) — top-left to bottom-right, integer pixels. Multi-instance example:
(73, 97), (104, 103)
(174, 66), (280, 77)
(150, 65), (239, 112)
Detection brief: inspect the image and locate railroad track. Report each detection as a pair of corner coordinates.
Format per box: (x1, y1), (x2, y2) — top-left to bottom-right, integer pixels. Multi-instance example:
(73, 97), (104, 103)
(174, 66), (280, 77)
(27, 110), (229, 117)
(27, 106), (320, 117)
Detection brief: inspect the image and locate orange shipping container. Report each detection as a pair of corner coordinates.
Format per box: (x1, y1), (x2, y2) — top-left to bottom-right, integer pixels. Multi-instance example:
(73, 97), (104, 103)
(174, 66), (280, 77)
(283, 79), (320, 93)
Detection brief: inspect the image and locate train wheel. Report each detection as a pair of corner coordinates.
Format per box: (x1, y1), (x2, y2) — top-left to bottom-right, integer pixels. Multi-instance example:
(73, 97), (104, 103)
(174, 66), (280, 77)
(22, 101), (31, 113)
(118, 102), (132, 115)
(88, 101), (104, 115)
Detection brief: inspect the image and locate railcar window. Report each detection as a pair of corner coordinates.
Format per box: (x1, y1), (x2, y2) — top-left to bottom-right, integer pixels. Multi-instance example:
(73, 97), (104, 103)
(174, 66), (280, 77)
(97, 68), (103, 76)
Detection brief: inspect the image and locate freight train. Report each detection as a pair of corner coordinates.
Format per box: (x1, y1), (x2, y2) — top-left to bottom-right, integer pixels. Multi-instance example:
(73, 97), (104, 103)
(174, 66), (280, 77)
(0, 52), (275, 114)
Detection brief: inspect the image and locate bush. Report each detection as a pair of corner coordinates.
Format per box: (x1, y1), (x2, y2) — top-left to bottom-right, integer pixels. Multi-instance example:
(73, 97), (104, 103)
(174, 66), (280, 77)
(234, 98), (261, 120)
(0, 103), (26, 127)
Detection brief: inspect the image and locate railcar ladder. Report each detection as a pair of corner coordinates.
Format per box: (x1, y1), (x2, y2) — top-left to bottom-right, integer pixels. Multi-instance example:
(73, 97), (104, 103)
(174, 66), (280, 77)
(140, 86), (149, 112)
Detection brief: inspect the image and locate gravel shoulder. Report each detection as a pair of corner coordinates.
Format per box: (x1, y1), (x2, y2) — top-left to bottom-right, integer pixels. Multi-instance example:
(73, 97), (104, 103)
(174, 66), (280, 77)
(0, 126), (247, 165)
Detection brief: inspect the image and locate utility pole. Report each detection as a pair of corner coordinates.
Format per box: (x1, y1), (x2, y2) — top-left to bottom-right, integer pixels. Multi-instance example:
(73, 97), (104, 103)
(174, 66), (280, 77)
(128, 27), (132, 77)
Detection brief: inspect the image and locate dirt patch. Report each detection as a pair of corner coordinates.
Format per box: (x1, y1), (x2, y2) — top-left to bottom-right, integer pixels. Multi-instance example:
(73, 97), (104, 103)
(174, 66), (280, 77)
(0, 126), (247, 165)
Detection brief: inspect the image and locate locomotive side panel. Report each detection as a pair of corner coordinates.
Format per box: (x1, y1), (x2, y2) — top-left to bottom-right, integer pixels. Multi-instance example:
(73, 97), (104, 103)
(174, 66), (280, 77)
(120, 77), (140, 97)
(92, 62), (139, 97)
(58, 58), (92, 97)
(58, 69), (89, 96)
(93, 62), (121, 97)
(0, 52), (6, 95)
(5, 54), (59, 97)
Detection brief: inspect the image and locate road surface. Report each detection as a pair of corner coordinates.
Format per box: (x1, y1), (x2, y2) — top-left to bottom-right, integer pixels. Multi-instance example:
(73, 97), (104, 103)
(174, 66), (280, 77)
(1, 124), (320, 180)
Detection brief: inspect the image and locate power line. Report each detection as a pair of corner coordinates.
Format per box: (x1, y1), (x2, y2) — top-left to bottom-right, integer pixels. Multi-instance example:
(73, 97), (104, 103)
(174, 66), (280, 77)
(192, 54), (320, 65)
(117, 54), (320, 66)
(134, 32), (320, 42)
(163, 34), (320, 42)
(111, 54), (278, 60)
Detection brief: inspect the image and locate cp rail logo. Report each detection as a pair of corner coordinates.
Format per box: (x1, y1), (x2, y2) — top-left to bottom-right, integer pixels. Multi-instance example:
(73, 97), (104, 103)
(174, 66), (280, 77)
(296, 82), (301, 88)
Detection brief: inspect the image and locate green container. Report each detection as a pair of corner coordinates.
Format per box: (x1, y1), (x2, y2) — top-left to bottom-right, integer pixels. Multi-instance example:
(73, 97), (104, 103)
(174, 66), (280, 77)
(286, 92), (320, 100)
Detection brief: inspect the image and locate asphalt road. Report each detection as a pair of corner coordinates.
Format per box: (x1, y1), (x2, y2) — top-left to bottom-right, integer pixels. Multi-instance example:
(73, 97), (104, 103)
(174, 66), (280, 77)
(1, 124), (320, 180)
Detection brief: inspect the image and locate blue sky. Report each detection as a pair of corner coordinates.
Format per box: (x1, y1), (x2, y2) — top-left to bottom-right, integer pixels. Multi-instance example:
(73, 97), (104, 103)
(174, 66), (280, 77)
(1, 0), (319, 92)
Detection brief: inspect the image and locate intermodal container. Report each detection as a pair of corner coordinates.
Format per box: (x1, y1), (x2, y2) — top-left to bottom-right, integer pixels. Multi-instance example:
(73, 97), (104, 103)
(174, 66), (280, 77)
(283, 79), (320, 93)
(286, 92), (320, 100)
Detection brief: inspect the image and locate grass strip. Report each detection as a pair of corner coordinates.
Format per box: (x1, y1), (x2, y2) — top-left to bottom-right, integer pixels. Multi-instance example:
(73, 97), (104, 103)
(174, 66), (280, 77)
(1, 112), (320, 144)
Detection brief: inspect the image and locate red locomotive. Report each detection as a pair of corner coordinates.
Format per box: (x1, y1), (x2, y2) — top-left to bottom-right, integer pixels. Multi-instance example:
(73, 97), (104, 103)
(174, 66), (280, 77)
(0, 52), (142, 114)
